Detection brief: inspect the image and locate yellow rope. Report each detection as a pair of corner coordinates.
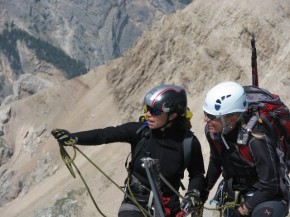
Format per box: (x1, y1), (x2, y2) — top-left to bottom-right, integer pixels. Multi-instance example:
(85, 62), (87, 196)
(202, 200), (239, 216)
(126, 175), (153, 217)
(193, 207), (204, 217)
(59, 142), (229, 217)
(59, 144), (107, 216)
(59, 143), (153, 217)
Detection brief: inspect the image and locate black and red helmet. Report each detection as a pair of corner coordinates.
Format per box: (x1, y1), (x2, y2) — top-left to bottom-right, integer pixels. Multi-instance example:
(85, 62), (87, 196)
(144, 85), (187, 115)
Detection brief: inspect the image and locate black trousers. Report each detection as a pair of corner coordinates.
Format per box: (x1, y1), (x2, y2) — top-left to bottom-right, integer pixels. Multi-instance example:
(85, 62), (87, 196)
(251, 200), (288, 217)
(118, 203), (147, 217)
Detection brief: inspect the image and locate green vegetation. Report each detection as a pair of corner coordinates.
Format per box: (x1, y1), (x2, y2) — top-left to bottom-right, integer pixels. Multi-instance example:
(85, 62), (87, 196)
(166, 0), (192, 5)
(179, 0), (192, 4)
(0, 27), (22, 77)
(166, 0), (173, 6)
(0, 75), (5, 93)
(0, 22), (88, 79)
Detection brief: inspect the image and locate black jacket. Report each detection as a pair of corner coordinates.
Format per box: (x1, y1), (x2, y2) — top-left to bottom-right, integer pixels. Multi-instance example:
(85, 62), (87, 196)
(205, 123), (284, 210)
(72, 121), (205, 213)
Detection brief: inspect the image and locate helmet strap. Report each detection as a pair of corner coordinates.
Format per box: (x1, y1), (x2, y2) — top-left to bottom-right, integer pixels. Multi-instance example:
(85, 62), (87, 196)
(221, 116), (231, 134)
(221, 133), (230, 150)
(160, 113), (174, 131)
(220, 116), (231, 150)
(221, 113), (243, 135)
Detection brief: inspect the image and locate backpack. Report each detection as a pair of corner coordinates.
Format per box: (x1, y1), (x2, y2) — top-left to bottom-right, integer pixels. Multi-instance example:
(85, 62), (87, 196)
(239, 85), (290, 169)
(236, 85), (290, 200)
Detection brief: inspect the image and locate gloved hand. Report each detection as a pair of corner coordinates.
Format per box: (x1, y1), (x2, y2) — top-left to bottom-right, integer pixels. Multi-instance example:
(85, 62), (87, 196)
(51, 129), (77, 146)
(180, 189), (202, 215)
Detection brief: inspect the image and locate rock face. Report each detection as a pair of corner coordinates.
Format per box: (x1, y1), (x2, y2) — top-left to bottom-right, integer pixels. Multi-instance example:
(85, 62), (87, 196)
(0, 0), (290, 216)
(107, 0), (290, 122)
(1, 0), (189, 69)
(0, 0), (190, 105)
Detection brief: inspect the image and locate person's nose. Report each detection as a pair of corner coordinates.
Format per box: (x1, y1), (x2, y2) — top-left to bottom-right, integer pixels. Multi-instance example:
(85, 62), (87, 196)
(204, 115), (210, 122)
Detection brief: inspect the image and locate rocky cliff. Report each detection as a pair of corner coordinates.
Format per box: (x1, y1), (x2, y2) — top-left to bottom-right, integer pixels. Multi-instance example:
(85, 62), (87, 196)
(0, 0), (190, 105)
(1, 0), (190, 68)
(0, 0), (289, 216)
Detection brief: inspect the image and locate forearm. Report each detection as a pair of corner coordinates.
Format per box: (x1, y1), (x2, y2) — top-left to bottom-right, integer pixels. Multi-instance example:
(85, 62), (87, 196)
(245, 137), (280, 209)
(72, 123), (140, 145)
(72, 129), (106, 145)
(187, 174), (204, 192)
(205, 157), (222, 190)
(244, 184), (279, 210)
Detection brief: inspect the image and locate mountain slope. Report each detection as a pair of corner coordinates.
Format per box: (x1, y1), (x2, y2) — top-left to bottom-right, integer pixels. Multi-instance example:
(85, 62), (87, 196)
(108, 0), (290, 123)
(0, 58), (126, 217)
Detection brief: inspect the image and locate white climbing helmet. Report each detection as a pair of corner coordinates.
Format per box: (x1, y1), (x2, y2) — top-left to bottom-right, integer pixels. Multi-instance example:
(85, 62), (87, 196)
(203, 81), (248, 116)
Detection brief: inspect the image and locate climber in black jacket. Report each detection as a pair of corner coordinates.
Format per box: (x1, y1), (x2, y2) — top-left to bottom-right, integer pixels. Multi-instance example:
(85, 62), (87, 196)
(52, 84), (205, 217)
(201, 81), (289, 217)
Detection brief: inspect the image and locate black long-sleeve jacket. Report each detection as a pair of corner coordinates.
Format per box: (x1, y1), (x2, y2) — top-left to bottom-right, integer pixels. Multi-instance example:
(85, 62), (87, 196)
(72, 122), (205, 212)
(204, 123), (285, 210)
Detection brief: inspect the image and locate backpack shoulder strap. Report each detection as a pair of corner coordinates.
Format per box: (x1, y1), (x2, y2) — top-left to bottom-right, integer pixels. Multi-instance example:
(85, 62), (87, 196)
(183, 135), (193, 170)
(182, 130), (194, 173)
(180, 132), (193, 190)
(132, 126), (150, 160)
(125, 125), (150, 171)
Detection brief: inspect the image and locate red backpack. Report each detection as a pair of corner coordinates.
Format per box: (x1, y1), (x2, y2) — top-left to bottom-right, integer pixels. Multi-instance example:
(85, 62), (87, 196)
(235, 85), (290, 195)
(239, 85), (290, 166)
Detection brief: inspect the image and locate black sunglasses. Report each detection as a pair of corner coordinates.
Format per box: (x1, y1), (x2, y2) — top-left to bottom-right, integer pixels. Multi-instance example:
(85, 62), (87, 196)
(204, 111), (220, 120)
(145, 105), (162, 116)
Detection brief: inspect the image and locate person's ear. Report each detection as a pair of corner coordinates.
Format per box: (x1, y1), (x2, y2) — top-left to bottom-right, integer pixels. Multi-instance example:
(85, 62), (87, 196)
(169, 113), (178, 121)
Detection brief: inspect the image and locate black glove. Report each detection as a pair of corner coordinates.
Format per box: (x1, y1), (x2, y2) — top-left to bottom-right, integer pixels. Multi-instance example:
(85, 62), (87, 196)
(51, 129), (77, 146)
(180, 189), (202, 214)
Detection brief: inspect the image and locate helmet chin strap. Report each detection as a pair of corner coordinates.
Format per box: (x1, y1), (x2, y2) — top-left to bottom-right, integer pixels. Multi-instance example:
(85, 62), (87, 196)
(221, 116), (233, 135)
(220, 116), (231, 149)
(159, 113), (174, 131)
(220, 113), (243, 150)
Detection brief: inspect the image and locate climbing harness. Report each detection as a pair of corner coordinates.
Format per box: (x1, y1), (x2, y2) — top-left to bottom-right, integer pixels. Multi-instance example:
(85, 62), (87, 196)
(58, 132), (232, 217)
(140, 156), (205, 217)
(141, 157), (165, 217)
(58, 140), (239, 217)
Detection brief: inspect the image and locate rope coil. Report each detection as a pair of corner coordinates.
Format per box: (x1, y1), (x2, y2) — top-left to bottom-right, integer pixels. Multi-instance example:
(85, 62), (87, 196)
(58, 142), (153, 217)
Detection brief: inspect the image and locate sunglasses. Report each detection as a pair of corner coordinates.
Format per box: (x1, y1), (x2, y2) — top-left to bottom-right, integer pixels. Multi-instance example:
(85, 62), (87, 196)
(204, 111), (220, 120)
(145, 105), (162, 116)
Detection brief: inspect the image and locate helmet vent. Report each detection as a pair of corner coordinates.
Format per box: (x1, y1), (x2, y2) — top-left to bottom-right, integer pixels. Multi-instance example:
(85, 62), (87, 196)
(215, 94), (232, 111)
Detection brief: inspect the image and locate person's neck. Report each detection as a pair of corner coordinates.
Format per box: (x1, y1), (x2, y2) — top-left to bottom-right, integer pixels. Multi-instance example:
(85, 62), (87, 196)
(160, 121), (172, 131)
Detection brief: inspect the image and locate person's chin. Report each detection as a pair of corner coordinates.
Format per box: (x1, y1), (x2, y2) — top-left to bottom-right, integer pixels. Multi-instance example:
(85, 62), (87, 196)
(148, 122), (155, 129)
(208, 126), (217, 133)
